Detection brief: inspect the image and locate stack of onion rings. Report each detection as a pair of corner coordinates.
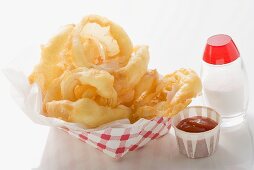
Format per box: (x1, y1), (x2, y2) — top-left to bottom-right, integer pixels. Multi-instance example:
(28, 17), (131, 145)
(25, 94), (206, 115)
(29, 15), (201, 128)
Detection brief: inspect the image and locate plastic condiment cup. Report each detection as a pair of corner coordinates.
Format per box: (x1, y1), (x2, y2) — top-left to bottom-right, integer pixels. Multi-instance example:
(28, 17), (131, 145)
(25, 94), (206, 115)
(172, 106), (221, 159)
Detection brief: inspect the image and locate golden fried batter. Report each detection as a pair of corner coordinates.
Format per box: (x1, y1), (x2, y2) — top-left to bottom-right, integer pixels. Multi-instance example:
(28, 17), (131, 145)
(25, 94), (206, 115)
(29, 15), (201, 128)
(46, 98), (131, 128)
(132, 69), (202, 121)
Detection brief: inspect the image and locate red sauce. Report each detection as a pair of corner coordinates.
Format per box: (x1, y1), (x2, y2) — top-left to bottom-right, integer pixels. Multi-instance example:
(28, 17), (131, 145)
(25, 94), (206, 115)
(176, 116), (218, 133)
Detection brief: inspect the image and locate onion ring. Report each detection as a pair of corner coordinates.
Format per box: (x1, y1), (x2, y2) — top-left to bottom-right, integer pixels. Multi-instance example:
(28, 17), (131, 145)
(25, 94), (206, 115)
(46, 98), (131, 128)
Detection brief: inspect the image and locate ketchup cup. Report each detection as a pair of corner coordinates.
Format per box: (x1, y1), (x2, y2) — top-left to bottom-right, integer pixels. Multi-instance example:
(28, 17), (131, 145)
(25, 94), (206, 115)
(172, 106), (221, 159)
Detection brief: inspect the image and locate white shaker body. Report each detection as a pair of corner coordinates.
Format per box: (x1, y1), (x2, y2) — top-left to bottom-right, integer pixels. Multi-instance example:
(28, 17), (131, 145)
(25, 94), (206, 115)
(201, 58), (248, 126)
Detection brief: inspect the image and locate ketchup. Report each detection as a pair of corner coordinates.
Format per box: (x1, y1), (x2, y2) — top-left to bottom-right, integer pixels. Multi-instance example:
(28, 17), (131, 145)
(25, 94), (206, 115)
(176, 116), (218, 133)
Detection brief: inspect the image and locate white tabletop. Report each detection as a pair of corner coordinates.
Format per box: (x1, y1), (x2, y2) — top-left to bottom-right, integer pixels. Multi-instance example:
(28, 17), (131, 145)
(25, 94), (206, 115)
(36, 118), (254, 170)
(1, 0), (254, 169)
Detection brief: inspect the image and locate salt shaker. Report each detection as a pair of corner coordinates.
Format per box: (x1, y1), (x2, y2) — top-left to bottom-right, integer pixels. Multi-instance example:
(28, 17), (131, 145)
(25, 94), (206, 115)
(201, 34), (248, 127)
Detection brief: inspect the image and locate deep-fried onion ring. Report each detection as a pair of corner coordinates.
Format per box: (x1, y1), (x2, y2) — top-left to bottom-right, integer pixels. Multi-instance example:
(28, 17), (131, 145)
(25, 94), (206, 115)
(46, 98), (131, 128)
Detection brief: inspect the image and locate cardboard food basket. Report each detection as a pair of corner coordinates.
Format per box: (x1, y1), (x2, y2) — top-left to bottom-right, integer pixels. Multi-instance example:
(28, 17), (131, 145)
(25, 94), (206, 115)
(4, 69), (172, 159)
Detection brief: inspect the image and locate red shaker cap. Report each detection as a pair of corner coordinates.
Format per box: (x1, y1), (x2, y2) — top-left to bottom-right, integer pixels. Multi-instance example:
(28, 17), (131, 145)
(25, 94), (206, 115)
(203, 34), (240, 65)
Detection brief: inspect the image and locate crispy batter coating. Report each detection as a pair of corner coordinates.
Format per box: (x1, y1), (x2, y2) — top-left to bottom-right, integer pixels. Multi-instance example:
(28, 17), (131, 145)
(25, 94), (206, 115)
(113, 46), (149, 105)
(72, 15), (133, 69)
(29, 15), (201, 128)
(46, 98), (131, 128)
(60, 67), (117, 106)
(132, 69), (202, 122)
(29, 25), (74, 96)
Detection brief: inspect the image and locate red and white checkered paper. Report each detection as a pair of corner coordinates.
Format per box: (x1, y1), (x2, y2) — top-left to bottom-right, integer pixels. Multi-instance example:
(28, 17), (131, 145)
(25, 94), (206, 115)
(60, 117), (171, 158)
(4, 69), (172, 159)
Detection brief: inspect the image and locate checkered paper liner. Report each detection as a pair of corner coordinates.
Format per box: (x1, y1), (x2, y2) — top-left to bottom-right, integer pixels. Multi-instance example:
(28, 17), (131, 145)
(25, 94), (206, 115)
(60, 117), (171, 158)
(4, 69), (172, 159)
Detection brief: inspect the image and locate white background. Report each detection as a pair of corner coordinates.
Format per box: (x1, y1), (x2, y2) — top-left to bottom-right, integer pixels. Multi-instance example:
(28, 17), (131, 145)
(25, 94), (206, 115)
(0, 0), (254, 169)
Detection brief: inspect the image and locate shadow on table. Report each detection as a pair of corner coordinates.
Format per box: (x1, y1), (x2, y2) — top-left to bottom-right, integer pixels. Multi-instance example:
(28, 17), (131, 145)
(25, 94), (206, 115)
(35, 119), (254, 170)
